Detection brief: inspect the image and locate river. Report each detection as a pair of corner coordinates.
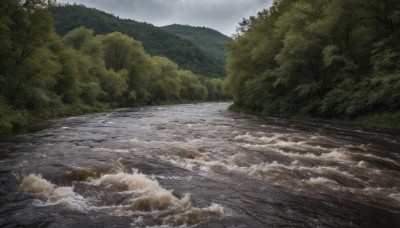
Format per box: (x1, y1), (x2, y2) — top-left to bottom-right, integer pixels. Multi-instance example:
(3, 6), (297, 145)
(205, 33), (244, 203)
(0, 102), (399, 227)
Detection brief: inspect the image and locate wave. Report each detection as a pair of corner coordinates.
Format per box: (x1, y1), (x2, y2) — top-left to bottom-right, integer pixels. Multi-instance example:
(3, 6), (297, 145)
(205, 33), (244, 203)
(21, 174), (89, 211)
(20, 170), (226, 226)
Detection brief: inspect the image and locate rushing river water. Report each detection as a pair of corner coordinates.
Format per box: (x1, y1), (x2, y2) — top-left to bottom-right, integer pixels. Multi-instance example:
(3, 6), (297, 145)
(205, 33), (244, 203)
(0, 102), (399, 227)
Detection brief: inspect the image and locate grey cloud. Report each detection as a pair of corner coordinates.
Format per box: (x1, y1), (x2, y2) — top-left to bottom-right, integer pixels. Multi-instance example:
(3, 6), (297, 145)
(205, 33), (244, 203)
(58, 0), (271, 36)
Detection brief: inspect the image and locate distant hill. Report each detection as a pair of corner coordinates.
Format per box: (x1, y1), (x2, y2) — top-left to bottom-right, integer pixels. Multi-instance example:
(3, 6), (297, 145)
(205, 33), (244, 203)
(50, 4), (225, 77)
(161, 24), (231, 61)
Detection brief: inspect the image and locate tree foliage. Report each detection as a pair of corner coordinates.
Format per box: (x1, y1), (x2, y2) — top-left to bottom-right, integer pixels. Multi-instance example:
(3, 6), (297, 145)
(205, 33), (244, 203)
(227, 0), (400, 128)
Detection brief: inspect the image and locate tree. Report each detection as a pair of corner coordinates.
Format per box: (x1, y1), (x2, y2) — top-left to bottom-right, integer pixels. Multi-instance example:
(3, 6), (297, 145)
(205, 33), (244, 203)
(150, 57), (182, 102)
(1, 0), (61, 109)
(179, 70), (208, 101)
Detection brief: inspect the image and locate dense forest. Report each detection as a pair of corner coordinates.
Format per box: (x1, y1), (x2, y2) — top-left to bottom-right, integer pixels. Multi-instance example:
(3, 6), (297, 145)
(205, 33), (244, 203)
(0, 0), (227, 134)
(227, 0), (400, 129)
(50, 4), (225, 77)
(161, 24), (231, 61)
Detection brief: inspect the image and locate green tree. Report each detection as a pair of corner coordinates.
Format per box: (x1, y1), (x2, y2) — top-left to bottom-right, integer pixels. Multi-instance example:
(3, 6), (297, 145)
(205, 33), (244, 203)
(1, 0), (61, 109)
(150, 57), (182, 102)
(100, 32), (153, 105)
(203, 78), (227, 101)
(179, 70), (208, 101)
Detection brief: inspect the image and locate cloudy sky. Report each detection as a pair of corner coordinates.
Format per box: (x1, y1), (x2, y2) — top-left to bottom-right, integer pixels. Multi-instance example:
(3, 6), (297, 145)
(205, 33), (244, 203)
(57, 0), (272, 36)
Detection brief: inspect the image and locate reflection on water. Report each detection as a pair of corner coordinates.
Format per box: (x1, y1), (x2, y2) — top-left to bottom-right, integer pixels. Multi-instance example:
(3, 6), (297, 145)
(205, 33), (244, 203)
(0, 102), (399, 227)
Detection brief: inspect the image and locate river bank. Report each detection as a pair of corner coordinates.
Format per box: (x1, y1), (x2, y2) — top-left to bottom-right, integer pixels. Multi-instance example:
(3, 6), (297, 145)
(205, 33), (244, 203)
(229, 104), (400, 133)
(0, 100), (229, 136)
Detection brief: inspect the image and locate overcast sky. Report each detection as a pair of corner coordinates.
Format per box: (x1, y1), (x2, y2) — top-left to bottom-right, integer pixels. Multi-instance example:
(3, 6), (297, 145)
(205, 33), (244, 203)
(57, 0), (272, 36)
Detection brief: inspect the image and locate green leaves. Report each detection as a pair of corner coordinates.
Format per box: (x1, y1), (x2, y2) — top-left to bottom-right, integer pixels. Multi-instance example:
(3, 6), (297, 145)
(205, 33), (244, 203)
(179, 70), (208, 101)
(101, 32), (145, 72)
(323, 45), (357, 73)
(62, 27), (94, 50)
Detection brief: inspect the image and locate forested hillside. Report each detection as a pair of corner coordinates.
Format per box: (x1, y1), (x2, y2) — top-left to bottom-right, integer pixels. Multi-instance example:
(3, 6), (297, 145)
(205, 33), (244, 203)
(0, 0), (227, 134)
(50, 4), (225, 77)
(227, 0), (400, 129)
(161, 24), (231, 61)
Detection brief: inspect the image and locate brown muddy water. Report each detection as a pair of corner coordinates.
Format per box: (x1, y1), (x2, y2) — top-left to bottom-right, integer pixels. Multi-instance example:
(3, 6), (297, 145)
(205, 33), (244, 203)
(0, 102), (399, 227)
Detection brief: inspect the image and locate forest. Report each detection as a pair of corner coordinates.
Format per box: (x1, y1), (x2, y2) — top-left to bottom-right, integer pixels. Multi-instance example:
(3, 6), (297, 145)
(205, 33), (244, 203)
(161, 24), (231, 62)
(50, 4), (226, 77)
(0, 0), (228, 134)
(227, 0), (400, 129)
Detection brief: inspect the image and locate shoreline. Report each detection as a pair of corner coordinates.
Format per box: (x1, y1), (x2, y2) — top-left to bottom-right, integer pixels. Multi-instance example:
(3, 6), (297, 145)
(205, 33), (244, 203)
(0, 100), (231, 136)
(228, 104), (400, 134)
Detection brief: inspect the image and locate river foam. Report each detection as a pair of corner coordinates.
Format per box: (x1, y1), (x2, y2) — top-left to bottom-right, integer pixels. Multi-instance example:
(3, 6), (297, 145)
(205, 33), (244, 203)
(20, 174), (89, 211)
(20, 169), (226, 226)
(145, 130), (400, 208)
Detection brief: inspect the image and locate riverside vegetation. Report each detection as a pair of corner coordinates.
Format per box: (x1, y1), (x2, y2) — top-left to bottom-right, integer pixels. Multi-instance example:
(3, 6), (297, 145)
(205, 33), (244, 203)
(0, 0), (228, 134)
(226, 0), (400, 130)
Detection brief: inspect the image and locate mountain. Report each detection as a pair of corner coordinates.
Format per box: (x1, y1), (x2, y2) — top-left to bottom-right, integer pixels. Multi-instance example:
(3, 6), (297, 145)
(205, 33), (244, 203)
(161, 24), (231, 61)
(50, 4), (225, 77)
